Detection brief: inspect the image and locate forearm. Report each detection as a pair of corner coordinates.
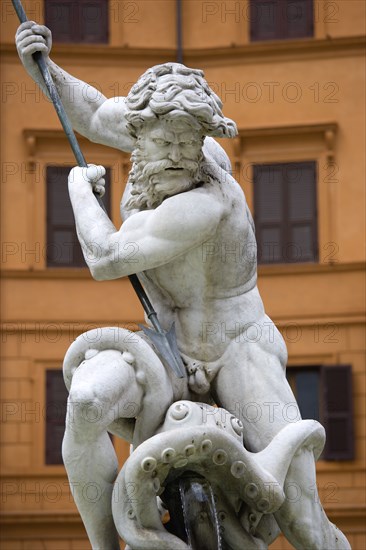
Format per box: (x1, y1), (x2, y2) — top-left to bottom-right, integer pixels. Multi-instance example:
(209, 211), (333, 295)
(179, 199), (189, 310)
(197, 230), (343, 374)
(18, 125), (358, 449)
(68, 172), (141, 280)
(69, 180), (116, 270)
(16, 23), (134, 153)
(30, 59), (106, 137)
(30, 58), (133, 151)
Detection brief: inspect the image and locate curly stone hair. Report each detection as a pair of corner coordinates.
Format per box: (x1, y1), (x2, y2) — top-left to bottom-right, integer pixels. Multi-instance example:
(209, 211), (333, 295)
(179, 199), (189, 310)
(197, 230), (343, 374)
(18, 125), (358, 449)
(125, 63), (237, 139)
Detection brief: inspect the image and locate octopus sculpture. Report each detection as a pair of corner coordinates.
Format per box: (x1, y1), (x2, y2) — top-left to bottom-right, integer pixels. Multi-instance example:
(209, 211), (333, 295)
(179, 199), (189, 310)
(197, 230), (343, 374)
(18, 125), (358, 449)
(63, 328), (325, 550)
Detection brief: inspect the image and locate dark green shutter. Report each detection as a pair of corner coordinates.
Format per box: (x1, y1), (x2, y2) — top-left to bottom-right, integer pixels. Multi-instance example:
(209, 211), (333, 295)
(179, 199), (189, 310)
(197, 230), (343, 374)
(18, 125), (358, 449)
(287, 161), (318, 262)
(45, 370), (68, 465)
(322, 365), (354, 460)
(253, 164), (284, 263)
(45, 0), (109, 43)
(250, 0), (314, 41)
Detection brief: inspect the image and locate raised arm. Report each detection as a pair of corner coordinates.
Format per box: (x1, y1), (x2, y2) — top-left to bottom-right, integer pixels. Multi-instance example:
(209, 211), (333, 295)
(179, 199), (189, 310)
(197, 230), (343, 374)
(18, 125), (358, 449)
(15, 22), (135, 152)
(68, 166), (224, 280)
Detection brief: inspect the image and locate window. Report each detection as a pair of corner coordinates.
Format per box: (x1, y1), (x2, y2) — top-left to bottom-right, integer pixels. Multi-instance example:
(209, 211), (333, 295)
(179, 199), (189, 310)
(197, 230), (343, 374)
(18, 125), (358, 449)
(287, 365), (354, 460)
(45, 0), (109, 43)
(250, 0), (314, 41)
(45, 370), (68, 465)
(253, 161), (318, 264)
(46, 165), (111, 267)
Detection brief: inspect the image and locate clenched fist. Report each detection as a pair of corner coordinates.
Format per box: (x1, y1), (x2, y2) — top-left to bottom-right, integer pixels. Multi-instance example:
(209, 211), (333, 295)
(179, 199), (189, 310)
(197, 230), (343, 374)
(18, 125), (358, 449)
(69, 165), (106, 198)
(15, 21), (52, 72)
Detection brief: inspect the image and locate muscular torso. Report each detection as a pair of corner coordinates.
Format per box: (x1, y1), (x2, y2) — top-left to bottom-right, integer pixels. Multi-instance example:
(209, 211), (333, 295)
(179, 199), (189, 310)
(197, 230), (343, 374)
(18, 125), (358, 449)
(126, 161), (264, 363)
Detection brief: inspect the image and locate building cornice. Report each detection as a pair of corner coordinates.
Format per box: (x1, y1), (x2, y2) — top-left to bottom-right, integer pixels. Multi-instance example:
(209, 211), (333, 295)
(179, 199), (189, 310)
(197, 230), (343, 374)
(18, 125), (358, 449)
(236, 122), (338, 163)
(184, 35), (366, 66)
(238, 123), (338, 140)
(1, 261), (364, 280)
(258, 260), (366, 277)
(1, 36), (365, 67)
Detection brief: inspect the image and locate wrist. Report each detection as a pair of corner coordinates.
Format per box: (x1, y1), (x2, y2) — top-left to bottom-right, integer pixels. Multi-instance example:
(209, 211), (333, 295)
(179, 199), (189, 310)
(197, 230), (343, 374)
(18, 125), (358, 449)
(68, 169), (93, 199)
(48, 60), (62, 83)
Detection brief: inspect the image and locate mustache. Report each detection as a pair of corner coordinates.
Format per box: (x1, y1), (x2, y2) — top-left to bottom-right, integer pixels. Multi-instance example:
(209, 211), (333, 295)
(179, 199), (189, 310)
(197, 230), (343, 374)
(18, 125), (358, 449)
(141, 159), (199, 179)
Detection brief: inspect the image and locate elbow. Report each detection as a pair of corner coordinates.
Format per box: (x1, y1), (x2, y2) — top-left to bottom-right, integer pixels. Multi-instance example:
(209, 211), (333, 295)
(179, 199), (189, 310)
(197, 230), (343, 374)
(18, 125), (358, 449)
(88, 254), (124, 281)
(90, 267), (105, 281)
(87, 130), (101, 145)
(88, 258), (112, 281)
(83, 238), (116, 280)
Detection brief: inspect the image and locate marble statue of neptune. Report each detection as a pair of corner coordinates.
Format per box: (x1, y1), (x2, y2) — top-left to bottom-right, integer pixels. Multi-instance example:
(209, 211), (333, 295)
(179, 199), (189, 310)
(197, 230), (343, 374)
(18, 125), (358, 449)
(16, 20), (351, 550)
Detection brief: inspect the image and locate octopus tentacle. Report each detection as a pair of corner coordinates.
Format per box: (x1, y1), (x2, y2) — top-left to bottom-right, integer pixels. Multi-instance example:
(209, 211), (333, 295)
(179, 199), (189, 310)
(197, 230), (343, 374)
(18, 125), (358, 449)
(112, 401), (325, 550)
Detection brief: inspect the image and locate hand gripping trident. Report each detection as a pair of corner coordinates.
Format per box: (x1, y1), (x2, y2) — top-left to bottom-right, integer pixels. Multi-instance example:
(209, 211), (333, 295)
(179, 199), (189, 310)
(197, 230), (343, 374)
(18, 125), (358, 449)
(12, 0), (186, 378)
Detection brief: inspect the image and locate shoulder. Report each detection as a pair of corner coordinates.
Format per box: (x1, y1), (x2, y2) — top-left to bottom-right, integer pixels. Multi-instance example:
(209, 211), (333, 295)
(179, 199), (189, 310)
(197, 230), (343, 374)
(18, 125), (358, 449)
(201, 138), (243, 206)
(94, 96), (128, 120)
(90, 97), (136, 152)
(203, 137), (232, 174)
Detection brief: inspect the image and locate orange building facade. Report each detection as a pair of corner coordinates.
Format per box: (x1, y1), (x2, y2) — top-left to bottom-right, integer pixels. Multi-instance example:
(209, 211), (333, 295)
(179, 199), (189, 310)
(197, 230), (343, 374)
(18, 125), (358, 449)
(1, 0), (365, 548)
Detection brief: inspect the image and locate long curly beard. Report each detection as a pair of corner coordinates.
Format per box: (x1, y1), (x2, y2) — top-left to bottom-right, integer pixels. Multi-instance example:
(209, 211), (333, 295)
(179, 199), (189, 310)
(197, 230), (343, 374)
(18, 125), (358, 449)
(124, 150), (204, 211)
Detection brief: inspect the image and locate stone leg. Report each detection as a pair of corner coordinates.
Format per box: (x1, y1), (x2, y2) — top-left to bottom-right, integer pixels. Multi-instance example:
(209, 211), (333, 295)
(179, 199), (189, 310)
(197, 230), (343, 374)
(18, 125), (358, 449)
(62, 349), (143, 550)
(274, 449), (351, 550)
(63, 427), (120, 550)
(211, 337), (351, 550)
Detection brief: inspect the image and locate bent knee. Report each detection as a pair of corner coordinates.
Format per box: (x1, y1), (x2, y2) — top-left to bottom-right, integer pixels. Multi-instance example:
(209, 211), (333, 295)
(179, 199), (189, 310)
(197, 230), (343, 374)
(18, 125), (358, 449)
(276, 505), (326, 549)
(291, 520), (325, 549)
(66, 386), (112, 431)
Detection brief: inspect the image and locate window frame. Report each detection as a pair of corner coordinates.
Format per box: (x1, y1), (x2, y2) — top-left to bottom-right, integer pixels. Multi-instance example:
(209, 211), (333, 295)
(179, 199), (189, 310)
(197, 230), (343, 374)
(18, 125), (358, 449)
(286, 364), (355, 461)
(21, 129), (130, 272)
(253, 160), (319, 264)
(231, 123), (338, 266)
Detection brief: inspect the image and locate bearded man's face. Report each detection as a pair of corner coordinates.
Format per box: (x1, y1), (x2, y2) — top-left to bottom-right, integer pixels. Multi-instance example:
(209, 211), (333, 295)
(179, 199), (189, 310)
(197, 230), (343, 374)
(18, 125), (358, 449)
(127, 118), (204, 209)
